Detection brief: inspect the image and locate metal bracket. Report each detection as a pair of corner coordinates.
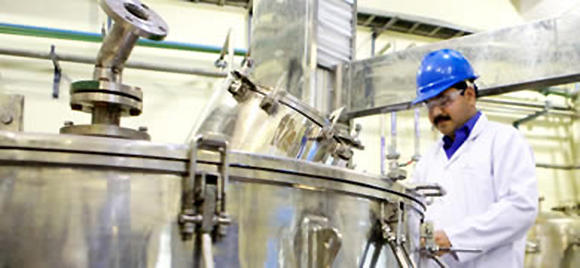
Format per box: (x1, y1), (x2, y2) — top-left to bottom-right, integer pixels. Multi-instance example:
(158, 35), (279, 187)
(49, 45), (61, 99)
(179, 134), (231, 241)
(214, 29), (231, 70)
(227, 70), (258, 102)
(0, 93), (24, 131)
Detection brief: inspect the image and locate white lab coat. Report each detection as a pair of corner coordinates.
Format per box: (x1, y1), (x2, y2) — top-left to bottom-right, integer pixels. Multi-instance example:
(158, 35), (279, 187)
(413, 114), (538, 268)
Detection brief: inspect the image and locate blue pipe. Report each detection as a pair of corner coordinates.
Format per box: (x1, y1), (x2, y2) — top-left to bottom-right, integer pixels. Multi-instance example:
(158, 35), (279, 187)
(0, 22), (247, 56)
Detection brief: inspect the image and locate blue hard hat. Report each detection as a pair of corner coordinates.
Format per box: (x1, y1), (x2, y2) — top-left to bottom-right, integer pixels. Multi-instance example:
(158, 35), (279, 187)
(412, 49), (478, 105)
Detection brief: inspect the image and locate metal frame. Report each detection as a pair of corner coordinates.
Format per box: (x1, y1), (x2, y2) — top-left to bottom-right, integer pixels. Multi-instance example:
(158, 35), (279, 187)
(357, 7), (475, 39)
(342, 6), (580, 118)
(191, 1), (473, 40)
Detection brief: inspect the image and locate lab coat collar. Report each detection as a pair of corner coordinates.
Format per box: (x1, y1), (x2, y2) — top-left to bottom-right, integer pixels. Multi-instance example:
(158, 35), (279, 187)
(442, 113), (489, 166)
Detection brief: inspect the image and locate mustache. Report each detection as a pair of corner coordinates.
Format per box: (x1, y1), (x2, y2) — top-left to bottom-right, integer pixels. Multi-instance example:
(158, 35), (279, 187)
(433, 115), (451, 125)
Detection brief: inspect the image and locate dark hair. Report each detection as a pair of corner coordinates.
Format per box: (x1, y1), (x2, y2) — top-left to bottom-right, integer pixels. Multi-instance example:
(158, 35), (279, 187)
(451, 79), (478, 98)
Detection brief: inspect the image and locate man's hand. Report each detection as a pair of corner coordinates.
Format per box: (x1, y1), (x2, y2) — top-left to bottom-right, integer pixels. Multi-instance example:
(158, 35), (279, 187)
(434, 230), (451, 256)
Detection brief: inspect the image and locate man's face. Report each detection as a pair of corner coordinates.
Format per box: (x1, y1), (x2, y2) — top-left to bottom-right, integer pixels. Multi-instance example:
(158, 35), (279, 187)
(427, 87), (477, 137)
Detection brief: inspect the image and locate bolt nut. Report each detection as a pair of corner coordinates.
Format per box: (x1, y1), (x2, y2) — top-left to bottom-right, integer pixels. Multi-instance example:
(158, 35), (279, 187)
(1, 114), (13, 125)
(138, 126), (148, 132)
(64, 121), (74, 127)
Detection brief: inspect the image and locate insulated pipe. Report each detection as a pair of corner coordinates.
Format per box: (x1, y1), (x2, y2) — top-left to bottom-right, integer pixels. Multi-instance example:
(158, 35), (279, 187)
(0, 46), (226, 78)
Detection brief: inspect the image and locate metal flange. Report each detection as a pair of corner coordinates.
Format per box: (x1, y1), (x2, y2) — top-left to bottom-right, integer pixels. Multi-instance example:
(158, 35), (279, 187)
(69, 80), (143, 117)
(60, 123), (150, 140)
(100, 0), (168, 40)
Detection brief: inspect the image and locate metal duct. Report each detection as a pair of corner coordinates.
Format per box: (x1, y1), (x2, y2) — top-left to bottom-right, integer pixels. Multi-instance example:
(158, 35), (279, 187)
(342, 4), (580, 118)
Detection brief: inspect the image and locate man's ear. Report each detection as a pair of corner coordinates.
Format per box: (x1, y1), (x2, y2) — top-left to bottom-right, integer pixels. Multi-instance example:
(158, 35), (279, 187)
(465, 87), (477, 104)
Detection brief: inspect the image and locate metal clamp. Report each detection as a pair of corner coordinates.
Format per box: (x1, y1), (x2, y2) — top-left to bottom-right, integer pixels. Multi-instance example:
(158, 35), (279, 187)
(179, 133), (230, 238)
(259, 86), (285, 115)
(226, 70), (259, 102)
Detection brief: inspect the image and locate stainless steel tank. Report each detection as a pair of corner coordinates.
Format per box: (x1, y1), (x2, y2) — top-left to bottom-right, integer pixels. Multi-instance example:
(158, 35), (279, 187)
(0, 0), (428, 267)
(0, 130), (425, 267)
(525, 209), (580, 268)
(195, 70), (363, 168)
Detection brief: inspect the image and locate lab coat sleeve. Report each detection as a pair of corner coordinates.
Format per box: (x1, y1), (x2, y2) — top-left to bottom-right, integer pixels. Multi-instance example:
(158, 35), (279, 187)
(442, 130), (538, 263)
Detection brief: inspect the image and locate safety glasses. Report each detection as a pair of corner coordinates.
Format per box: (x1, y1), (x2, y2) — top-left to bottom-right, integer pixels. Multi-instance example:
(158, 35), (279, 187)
(424, 90), (464, 110)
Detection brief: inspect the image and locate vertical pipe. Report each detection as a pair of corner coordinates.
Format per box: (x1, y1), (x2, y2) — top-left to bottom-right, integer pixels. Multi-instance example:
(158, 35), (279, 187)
(380, 113), (386, 175)
(91, 105), (121, 125)
(247, 11), (252, 52)
(413, 108), (421, 160)
(370, 31), (377, 57)
(227, 30), (234, 74)
(375, 30), (384, 175)
(389, 112), (397, 157)
(201, 233), (215, 268)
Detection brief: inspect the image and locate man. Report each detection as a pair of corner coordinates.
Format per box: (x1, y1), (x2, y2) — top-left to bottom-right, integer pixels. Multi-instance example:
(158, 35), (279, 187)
(412, 49), (538, 267)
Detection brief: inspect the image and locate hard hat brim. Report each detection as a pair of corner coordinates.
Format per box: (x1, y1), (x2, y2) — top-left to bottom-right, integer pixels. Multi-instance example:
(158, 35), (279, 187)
(411, 75), (478, 105)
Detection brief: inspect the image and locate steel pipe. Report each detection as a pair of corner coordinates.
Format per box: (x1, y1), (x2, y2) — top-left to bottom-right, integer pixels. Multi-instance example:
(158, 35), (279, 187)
(0, 46), (227, 78)
(0, 22), (247, 56)
(513, 109), (549, 129)
(536, 163), (580, 170)
(478, 105), (578, 118)
(479, 98), (574, 112)
(413, 108), (420, 160)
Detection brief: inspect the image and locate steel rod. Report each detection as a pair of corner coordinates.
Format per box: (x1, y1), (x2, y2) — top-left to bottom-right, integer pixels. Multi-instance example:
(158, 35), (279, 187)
(0, 46), (227, 78)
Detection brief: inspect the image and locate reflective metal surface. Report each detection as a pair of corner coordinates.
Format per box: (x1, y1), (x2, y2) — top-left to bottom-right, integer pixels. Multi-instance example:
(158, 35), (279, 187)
(250, 0), (355, 107)
(60, 0), (168, 140)
(0, 93), (23, 132)
(195, 71), (363, 167)
(525, 211), (580, 268)
(317, 0), (355, 68)
(342, 5), (580, 117)
(251, 0), (316, 101)
(0, 130), (424, 267)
